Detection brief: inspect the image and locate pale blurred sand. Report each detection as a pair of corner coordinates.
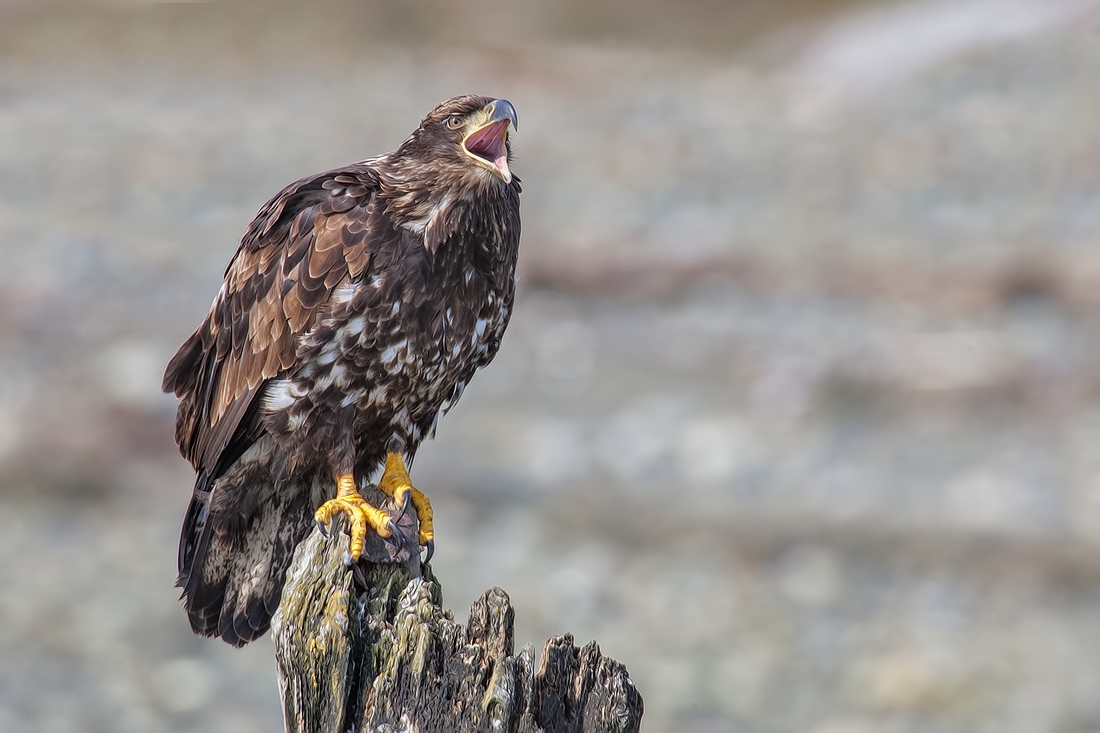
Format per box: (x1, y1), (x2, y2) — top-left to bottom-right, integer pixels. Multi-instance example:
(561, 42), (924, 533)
(2, 1), (1100, 731)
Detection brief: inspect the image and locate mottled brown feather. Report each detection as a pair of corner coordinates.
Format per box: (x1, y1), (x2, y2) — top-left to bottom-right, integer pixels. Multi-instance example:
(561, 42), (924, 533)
(162, 165), (381, 473)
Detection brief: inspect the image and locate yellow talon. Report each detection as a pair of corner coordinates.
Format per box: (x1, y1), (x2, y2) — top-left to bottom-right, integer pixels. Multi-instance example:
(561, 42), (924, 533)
(314, 474), (393, 561)
(378, 451), (435, 547)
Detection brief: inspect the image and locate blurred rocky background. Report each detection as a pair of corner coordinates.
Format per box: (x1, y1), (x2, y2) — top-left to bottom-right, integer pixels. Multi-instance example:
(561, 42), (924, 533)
(2, 0), (1100, 731)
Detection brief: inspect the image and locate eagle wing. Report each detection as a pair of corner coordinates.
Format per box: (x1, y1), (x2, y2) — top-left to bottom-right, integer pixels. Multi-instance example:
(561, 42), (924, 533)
(163, 164), (379, 477)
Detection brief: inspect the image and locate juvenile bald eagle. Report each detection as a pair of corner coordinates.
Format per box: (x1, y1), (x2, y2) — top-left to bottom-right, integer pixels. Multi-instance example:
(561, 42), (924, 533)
(163, 96), (520, 646)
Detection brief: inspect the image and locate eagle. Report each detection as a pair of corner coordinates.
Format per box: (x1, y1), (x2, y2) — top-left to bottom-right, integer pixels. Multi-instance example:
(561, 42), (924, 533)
(162, 95), (520, 646)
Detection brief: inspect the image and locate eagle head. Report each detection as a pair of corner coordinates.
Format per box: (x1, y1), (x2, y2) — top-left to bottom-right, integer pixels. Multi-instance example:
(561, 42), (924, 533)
(401, 95), (519, 185)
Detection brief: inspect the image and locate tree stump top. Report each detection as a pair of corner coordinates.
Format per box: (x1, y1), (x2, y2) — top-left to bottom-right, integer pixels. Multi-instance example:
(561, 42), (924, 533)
(271, 490), (643, 733)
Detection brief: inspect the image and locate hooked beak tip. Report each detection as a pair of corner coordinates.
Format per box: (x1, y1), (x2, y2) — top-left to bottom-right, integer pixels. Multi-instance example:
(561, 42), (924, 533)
(489, 99), (518, 132)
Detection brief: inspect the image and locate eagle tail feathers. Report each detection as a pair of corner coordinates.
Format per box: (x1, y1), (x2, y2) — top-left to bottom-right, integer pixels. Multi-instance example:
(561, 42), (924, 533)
(177, 462), (315, 647)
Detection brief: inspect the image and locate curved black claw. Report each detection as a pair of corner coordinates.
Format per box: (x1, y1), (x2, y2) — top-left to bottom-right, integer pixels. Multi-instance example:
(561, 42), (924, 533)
(395, 490), (412, 519)
(386, 519), (407, 547)
(316, 520), (329, 538)
(423, 539), (435, 565)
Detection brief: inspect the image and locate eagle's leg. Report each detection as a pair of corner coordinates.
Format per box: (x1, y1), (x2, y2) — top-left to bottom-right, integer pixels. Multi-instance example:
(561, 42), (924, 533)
(314, 473), (399, 561)
(378, 451), (435, 559)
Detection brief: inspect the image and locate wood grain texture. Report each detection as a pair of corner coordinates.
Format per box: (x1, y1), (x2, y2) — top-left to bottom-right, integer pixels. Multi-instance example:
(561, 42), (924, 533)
(271, 496), (643, 733)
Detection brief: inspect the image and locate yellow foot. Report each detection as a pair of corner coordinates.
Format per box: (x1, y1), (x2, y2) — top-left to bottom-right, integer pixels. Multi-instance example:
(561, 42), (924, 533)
(378, 452), (435, 560)
(314, 474), (398, 561)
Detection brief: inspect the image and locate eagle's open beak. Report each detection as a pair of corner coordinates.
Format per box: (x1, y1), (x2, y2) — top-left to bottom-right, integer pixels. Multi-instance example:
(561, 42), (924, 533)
(463, 99), (518, 183)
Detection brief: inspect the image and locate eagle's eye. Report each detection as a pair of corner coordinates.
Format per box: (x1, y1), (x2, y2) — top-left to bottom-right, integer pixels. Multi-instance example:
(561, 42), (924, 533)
(445, 116), (464, 130)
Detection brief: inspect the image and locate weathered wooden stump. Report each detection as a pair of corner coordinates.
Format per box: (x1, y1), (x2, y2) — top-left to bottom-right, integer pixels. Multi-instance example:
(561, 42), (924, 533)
(271, 484), (643, 733)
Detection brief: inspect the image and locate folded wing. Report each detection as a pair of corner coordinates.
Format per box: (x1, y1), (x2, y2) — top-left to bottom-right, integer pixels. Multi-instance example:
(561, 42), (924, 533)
(163, 165), (379, 478)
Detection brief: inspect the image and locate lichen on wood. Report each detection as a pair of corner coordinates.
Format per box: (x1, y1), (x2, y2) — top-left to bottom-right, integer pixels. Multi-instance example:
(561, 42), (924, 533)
(271, 485), (643, 733)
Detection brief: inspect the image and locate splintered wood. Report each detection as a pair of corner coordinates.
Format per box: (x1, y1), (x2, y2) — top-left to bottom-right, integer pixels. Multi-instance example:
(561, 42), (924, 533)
(271, 505), (643, 733)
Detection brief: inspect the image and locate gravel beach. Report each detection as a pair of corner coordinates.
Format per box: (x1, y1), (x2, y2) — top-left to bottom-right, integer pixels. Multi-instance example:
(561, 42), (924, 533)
(2, 1), (1100, 731)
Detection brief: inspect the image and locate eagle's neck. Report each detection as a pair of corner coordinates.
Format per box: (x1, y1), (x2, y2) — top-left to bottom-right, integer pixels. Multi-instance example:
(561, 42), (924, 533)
(375, 156), (516, 258)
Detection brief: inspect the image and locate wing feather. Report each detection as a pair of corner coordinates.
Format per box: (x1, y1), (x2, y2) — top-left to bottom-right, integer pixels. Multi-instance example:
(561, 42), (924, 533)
(163, 164), (380, 475)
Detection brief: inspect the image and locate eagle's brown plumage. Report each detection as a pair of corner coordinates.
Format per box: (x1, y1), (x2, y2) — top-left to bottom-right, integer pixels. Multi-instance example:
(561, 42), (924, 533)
(163, 96), (520, 646)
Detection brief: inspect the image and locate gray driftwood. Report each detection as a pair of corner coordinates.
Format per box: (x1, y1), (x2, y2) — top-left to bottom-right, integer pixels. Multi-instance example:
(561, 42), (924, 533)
(270, 484), (643, 733)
